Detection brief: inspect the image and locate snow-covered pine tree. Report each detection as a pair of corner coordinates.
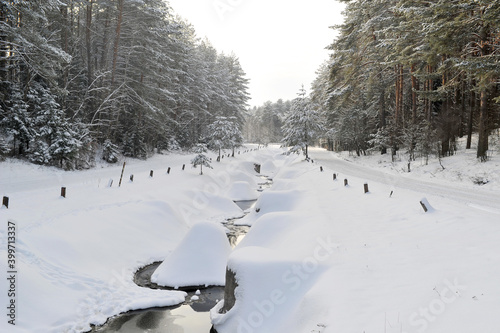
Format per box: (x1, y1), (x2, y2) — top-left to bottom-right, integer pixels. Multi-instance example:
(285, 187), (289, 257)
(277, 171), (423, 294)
(27, 82), (82, 169)
(191, 144), (212, 175)
(207, 116), (241, 161)
(282, 86), (325, 160)
(102, 139), (120, 163)
(0, 83), (33, 155)
(0, 135), (10, 160)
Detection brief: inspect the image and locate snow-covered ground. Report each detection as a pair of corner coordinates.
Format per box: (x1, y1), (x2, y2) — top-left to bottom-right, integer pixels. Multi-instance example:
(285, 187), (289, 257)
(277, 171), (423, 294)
(0, 147), (265, 333)
(211, 142), (500, 332)
(1, 141), (500, 333)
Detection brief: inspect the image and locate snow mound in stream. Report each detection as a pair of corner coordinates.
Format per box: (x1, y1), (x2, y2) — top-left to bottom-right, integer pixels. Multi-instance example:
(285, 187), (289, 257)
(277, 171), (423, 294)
(151, 222), (231, 288)
(227, 181), (258, 201)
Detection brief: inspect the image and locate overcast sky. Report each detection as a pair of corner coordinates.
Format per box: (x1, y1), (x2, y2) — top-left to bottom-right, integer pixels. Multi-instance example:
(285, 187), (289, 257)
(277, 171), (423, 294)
(166, 0), (346, 107)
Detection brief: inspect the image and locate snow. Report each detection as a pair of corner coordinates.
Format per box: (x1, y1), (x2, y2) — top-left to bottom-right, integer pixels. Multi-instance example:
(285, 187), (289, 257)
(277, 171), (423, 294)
(2, 140), (500, 333)
(210, 142), (500, 333)
(0, 147), (265, 332)
(151, 222), (232, 288)
(227, 181), (258, 201)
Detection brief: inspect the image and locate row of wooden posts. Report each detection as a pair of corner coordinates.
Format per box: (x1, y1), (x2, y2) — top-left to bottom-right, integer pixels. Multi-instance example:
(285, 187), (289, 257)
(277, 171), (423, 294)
(318, 165), (431, 213)
(320, 165), (370, 193)
(1, 149), (262, 208)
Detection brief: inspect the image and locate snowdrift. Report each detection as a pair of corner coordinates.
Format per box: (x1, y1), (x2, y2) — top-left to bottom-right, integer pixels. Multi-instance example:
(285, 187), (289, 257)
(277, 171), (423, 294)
(151, 222), (231, 289)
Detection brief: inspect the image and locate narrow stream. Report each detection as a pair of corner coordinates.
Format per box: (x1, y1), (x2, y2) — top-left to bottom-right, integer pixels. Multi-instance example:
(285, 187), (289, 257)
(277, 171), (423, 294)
(92, 176), (272, 333)
(91, 201), (255, 333)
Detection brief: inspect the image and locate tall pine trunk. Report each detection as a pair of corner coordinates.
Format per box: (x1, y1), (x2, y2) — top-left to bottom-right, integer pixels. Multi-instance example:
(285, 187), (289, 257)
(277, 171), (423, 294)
(85, 0), (93, 86)
(111, 0), (124, 85)
(477, 89), (489, 161)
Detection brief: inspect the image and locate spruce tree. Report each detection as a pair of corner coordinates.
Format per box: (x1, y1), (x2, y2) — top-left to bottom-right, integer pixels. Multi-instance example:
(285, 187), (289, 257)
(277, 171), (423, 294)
(282, 86), (325, 160)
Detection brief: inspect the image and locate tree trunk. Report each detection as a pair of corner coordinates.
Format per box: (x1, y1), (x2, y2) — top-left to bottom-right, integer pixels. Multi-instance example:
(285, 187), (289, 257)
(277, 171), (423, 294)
(425, 65), (433, 122)
(477, 89), (489, 161)
(0, 2), (8, 86)
(378, 71), (387, 154)
(85, 0), (93, 86)
(475, 20), (491, 161)
(411, 64), (419, 124)
(111, 0), (124, 85)
(466, 80), (475, 149)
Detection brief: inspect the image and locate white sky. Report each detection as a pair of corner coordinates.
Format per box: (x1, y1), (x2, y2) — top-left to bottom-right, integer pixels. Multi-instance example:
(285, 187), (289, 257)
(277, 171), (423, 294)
(166, 0), (346, 107)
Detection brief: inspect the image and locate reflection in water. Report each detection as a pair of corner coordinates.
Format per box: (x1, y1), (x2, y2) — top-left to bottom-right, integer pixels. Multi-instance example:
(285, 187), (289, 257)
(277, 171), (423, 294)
(93, 287), (224, 333)
(93, 197), (265, 333)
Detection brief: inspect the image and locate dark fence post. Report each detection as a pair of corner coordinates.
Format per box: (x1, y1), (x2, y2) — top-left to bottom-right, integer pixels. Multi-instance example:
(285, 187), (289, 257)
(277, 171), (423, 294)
(167, 167), (171, 174)
(150, 170), (154, 178)
(182, 164), (185, 171)
(333, 173), (337, 181)
(2, 196), (9, 208)
(420, 200), (429, 212)
(364, 183), (369, 193)
(344, 179), (348, 186)
(119, 162), (126, 187)
(61, 187), (66, 198)
(320, 166), (323, 172)
(254, 163), (261, 174)
(130, 174), (134, 182)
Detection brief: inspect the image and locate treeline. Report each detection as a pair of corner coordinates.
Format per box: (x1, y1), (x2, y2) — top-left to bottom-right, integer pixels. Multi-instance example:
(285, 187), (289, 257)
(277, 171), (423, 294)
(243, 99), (291, 144)
(312, 0), (500, 161)
(0, 0), (249, 169)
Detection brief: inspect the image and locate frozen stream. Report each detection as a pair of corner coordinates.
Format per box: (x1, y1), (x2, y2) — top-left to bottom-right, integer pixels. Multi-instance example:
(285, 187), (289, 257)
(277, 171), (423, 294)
(90, 200), (256, 333)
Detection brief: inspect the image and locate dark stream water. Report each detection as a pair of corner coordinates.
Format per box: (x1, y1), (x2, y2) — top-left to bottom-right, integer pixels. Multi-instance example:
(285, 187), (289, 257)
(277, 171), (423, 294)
(91, 198), (260, 333)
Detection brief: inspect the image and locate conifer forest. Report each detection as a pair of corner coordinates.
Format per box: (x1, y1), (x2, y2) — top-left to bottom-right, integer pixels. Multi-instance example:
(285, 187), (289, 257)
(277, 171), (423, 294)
(1, 0), (499, 169)
(312, 0), (500, 162)
(0, 0), (249, 169)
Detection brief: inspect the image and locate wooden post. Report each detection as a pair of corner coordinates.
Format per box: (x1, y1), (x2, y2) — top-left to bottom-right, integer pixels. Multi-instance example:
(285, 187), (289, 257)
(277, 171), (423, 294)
(320, 166), (323, 172)
(254, 163), (261, 174)
(419, 198), (433, 213)
(420, 200), (428, 212)
(344, 179), (348, 186)
(182, 164), (185, 171)
(333, 173), (337, 181)
(150, 170), (154, 178)
(364, 183), (369, 193)
(167, 167), (171, 174)
(130, 174), (134, 182)
(2, 196), (9, 208)
(61, 187), (66, 198)
(390, 190), (393, 198)
(118, 162), (126, 187)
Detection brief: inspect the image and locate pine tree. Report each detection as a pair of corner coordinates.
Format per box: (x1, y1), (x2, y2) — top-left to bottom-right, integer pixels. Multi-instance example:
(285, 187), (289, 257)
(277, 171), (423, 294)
(282, 86), (325, 160)
(102, 139), (120, 163)
(0, 83), (32, 155)
(27, 82), (82, 168)
(191, 144), (212, 175)
(207, 116), (242, 161)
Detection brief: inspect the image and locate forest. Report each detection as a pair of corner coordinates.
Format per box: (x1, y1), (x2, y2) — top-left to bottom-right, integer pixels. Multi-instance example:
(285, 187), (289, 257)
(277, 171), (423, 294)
(0, 0), (249, 169)
(311, 0), (500, 162)
(1, 0), (499, 170)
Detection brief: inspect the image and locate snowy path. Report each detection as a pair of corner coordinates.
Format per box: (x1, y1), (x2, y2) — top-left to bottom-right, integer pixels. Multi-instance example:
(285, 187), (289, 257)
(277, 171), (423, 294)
(310, 148), (500, 212)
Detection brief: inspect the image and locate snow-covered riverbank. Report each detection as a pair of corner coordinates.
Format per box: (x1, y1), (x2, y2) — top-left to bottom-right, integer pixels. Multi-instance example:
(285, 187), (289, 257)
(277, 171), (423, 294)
(1, 143), (499, 333)
(0, 146), (274, 332)
(211, 145), (500, 333)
